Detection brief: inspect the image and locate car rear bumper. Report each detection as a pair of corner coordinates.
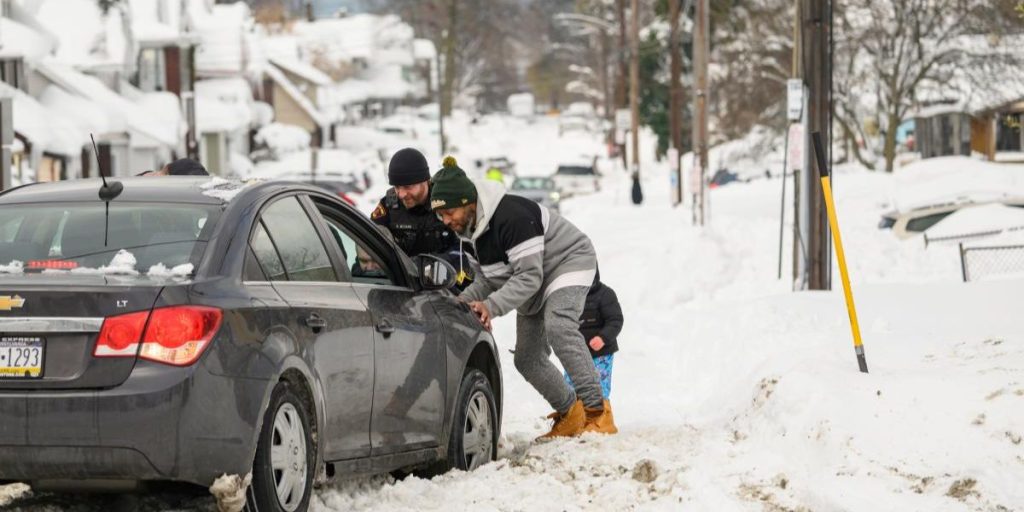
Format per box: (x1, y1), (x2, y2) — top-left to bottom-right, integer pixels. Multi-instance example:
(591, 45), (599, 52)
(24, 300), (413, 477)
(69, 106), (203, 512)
(0, 359), (269, 488)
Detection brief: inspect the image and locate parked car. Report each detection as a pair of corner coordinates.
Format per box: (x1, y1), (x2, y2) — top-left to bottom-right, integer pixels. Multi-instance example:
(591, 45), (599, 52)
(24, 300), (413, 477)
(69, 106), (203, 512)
(709, 169), (740, 188)
(272, 171), (365, 206)
(880, 199), (1024, 239)
(510, 176), (560, 210)
(553, 163), (601, 197)
(0, 177), (502, 511)
(483, 156), (517, 178)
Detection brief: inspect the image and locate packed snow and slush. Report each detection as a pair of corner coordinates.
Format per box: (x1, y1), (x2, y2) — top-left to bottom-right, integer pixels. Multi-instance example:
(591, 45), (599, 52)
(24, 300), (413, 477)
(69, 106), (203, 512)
(2, 115), (1022, 512)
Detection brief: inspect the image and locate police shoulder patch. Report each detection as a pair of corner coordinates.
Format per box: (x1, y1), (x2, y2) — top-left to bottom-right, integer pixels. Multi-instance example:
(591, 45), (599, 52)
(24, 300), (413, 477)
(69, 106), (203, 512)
(371, 203), (387, 220)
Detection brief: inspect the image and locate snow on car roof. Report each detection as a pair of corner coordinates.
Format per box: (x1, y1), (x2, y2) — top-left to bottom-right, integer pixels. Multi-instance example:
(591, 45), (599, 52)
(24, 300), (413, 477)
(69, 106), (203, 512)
(927, 203), (1024, 240)
(892, 157), (1024, 213)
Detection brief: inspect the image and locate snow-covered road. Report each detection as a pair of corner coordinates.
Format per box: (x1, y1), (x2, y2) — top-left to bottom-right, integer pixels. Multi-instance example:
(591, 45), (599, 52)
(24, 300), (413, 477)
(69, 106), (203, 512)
(4, 117), (1022, 511)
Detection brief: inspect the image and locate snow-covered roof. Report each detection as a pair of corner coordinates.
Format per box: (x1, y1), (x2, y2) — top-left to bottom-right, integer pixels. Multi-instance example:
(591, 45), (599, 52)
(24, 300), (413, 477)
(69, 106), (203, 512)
(0, 82), (87, 156)
(289, 14), (415, 66)
(192, 2), (252, 76)
(35, 0), (125, 70)
(270, 57), (331, 87)
(194, 78), (258, 132)
(35, 61), (180, 147)
(38, 84), (112, 136)
(0, 17), (55, 61)
(413, 38), (436, 61)
(913, 35), (1024, 116)
(128, 0), (193, 45)
(329, 63), (414, 105)
(195, 89), (252, 133)
(262, 65), (330, 126)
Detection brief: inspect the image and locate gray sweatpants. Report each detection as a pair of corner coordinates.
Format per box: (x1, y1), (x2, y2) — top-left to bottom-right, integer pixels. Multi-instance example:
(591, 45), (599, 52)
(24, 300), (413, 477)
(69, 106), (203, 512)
(514, 286), (604, 413)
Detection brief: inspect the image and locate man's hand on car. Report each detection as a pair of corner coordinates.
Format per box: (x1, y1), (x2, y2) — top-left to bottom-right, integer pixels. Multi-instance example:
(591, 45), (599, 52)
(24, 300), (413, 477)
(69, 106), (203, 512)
(468, 301), (492, 331)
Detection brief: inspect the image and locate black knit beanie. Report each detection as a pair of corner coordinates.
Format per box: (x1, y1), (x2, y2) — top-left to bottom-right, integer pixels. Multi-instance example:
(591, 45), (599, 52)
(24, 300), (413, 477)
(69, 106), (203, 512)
(388, 148), (431, 186)
(166, 158), (209, 176)
(430, 156), (477, 210)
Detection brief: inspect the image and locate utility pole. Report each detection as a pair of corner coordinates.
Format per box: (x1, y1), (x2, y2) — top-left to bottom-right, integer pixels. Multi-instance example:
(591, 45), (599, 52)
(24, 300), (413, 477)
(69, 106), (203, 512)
(692, 0), (709, 225)
(0, 98), (11, 191)
(629, 0), (643, 204)
(668, 0), (684, 206)
(436, 40), (446, 155)
(800, 0), (831, 289)
(616, 0), (628, 111)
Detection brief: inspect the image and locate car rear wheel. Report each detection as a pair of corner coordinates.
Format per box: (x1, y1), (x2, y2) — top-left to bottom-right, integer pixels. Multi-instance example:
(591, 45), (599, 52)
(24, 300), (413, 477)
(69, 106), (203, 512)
(248, 382), (314, 512)
(447, 369), (498, 472)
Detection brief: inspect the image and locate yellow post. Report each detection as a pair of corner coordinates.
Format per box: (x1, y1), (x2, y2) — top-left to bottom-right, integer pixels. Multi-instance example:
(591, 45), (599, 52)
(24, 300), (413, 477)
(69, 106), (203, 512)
(812, 133), (868, 373)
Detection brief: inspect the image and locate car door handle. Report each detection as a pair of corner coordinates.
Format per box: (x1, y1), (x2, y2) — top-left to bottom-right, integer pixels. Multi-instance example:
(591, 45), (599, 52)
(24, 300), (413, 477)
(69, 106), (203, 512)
(375, 319), (396, 338)
(304, 313), (327, 331)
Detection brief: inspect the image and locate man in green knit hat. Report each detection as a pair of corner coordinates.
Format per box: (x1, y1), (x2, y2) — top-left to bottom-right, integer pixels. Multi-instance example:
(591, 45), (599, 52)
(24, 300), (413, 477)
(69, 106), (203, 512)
(431, 156), (617, 438)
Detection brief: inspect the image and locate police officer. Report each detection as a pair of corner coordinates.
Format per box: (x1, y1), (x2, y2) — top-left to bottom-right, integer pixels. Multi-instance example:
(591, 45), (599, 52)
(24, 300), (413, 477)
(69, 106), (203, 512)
(371, 148), (472, 287)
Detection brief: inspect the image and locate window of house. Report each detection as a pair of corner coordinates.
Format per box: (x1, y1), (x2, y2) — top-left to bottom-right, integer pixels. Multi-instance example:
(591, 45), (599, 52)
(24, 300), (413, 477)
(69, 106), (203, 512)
(137, 48), (166, 92)
(0, 57), (25, 90)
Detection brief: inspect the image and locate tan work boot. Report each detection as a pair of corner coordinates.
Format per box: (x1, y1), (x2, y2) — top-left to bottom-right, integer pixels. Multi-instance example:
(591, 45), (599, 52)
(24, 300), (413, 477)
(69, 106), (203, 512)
(537, 400), (586, 440)
(582, 399), (618, 434)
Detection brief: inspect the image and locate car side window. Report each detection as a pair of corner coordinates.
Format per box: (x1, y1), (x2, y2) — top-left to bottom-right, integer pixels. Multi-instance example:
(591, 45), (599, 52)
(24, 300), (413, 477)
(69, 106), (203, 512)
(258, 197), (337, 282)
(312, 206), (395, 287)
(250, 221), (286, 281)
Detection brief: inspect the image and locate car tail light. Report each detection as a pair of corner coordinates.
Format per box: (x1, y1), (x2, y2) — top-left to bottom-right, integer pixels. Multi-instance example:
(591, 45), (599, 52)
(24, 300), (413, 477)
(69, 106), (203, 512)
(338, 192), (356, 206)
(139, 306), (222, 366)
(27, 260), (79, 270)
(94, 306), (222, 366)
(95, 310), (149, 357)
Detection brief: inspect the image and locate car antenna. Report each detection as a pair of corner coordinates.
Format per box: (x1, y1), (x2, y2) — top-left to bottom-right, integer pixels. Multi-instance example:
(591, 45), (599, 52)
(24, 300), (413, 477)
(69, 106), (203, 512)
(91, 134), (123, 246)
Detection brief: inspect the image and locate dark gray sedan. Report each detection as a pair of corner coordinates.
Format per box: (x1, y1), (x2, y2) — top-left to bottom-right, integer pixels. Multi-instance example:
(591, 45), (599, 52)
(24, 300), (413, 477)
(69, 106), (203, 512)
(0, 177), (502, 512)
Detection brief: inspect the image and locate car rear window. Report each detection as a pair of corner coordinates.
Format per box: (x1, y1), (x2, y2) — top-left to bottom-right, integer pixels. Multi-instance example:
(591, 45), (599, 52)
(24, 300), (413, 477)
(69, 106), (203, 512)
(0, 202), (218, 273)
(556, 166), (595, 176)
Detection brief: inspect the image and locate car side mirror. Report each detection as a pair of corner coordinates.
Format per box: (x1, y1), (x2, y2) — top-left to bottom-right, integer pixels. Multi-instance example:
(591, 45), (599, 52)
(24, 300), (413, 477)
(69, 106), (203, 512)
(416, 254), (457, 290)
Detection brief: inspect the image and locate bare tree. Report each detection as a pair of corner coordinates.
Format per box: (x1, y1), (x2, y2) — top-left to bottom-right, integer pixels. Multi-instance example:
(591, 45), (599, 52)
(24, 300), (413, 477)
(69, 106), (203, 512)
(835, 0), (1023, 172)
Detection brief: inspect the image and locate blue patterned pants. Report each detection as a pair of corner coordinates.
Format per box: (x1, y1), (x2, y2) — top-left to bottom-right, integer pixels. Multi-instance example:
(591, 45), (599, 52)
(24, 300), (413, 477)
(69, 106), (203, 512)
(564, 354), (614, 399)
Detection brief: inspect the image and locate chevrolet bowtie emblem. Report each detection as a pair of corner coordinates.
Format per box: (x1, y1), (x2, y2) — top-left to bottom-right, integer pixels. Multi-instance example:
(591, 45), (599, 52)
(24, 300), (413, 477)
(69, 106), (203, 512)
(0, 295), (25, 311)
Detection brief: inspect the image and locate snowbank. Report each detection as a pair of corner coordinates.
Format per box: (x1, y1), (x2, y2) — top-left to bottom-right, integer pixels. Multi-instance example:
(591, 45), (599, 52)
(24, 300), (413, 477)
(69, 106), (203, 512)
(255, 123), (312, 156)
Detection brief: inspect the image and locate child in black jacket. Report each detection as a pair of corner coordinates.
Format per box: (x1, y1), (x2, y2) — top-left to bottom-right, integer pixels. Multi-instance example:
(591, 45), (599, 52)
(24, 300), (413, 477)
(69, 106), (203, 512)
(565, 278), (623, 398)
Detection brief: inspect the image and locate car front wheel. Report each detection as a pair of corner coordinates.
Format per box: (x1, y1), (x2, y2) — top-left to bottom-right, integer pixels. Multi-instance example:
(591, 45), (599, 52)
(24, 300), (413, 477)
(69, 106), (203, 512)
(445, 369), (498, 472)
(249, 382), (315, 512)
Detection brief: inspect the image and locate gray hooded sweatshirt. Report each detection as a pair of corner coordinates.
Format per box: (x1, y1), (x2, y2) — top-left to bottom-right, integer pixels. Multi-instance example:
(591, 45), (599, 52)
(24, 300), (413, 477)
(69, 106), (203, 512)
(459, 180), (597, 317)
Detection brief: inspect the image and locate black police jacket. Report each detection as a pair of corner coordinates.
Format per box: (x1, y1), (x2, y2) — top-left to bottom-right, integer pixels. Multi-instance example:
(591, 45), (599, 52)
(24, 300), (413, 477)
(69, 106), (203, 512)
(371, 187), (460, 257)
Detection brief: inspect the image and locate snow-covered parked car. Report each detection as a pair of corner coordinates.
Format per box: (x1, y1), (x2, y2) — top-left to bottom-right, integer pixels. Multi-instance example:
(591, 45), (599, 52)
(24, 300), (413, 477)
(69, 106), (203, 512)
(510, 176), (560, 210)
(553, 163), (601, 197)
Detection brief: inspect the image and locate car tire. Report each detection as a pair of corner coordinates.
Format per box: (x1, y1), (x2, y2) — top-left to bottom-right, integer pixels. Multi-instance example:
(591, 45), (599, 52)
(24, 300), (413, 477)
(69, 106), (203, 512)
(248, 382), (315, 512)
(429, 369), (498, 474)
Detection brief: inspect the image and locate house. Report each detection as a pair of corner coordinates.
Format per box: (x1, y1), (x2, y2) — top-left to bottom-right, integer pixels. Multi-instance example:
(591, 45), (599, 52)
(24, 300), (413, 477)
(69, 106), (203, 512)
(22, 0), (188, 177)
(258, 64), (331, 148)
(912, 35), (1024, 162)
(0, 6), (90, 181)
(287, 14), (432, 121)
(194, 77), (259, 176)
(913, 98), (1024, 162)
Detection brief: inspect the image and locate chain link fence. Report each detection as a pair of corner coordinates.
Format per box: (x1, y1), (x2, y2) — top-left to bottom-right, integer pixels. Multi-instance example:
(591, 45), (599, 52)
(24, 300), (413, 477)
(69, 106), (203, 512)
(959, 243), (1024, 282)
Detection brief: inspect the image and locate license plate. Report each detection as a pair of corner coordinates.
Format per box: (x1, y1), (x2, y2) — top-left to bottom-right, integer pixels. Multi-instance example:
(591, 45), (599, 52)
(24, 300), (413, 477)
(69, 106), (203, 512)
(0, 336), (44, 378)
